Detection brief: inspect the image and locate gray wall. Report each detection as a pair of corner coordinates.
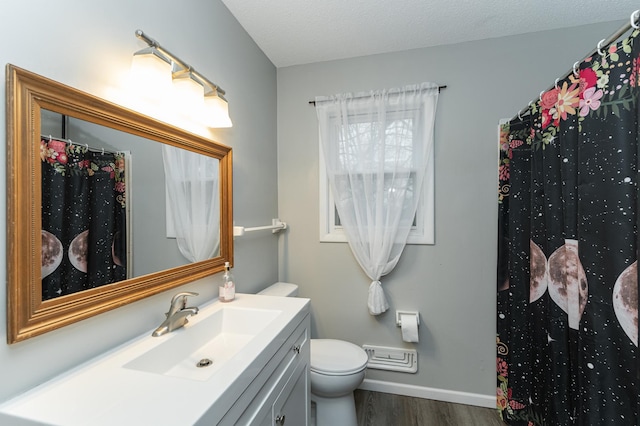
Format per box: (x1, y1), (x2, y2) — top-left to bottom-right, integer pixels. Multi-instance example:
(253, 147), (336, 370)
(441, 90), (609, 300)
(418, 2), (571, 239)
(0, 0), (278, 402)
(277, 21), (623, 401)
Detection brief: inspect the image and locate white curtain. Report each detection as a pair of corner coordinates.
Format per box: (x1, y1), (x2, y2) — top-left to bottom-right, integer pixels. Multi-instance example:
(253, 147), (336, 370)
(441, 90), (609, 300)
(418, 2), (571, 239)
(162, 145), (220, 262)
(316, 83), (438, 315)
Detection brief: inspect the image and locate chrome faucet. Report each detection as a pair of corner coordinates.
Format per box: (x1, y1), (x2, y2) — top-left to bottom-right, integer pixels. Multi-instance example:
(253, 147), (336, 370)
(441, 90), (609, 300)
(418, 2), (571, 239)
(152, 291), (199, 337)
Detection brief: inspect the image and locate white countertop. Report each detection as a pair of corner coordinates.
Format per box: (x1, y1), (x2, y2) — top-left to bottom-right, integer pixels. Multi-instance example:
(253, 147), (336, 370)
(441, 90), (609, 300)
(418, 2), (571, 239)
(0, 294), (310, 426)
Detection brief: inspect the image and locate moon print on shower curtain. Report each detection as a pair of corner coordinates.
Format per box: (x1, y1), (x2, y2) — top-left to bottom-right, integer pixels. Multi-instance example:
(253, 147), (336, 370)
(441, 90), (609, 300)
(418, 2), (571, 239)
(529, 240), (548, 303)
(547, 239), (588, 330)
(613, 261), (638, 346)
(41, 230), (63, 278)
(69, 229), (89, 273)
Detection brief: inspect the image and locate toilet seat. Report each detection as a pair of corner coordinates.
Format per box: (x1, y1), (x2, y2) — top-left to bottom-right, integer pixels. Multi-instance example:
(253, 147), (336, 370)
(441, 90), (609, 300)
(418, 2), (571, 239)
(310, 339), (369, 376)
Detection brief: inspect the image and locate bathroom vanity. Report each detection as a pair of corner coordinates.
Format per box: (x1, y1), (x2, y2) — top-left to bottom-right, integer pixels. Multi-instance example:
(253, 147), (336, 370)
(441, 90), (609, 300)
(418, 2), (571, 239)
(0, 294), (310, 425)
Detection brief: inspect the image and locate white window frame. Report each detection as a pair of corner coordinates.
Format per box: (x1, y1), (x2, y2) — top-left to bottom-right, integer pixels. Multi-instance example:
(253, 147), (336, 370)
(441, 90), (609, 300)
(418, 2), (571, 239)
(318, 110), (435, 245)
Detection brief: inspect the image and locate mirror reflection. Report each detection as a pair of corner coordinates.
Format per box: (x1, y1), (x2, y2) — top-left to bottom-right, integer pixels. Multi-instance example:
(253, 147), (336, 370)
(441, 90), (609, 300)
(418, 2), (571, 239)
(41, 109), (220, 300)
(6, 64), (233, 344)
(40, 110), (221, 300)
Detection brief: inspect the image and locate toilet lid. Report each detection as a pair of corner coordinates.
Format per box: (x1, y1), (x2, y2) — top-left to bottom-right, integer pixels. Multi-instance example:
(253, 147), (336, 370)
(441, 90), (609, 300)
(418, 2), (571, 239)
(310, 339), (369, 376)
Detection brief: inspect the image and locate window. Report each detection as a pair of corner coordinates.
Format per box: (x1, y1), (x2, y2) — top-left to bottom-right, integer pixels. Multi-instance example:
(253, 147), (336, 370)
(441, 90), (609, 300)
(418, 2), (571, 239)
(319, 107), (435, 244)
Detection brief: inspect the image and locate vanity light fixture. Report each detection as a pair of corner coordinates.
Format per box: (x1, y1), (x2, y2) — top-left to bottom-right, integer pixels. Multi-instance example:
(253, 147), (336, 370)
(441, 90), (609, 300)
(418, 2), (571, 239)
(132, 29), (232, 128)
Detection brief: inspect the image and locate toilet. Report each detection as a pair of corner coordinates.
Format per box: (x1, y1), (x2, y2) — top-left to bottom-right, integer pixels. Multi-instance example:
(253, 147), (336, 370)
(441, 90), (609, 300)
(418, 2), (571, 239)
(258, 282), (369, 426)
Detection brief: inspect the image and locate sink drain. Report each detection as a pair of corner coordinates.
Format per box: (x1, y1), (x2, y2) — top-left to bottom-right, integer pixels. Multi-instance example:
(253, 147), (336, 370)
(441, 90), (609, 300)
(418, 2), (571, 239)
(196, 358), (213, 368)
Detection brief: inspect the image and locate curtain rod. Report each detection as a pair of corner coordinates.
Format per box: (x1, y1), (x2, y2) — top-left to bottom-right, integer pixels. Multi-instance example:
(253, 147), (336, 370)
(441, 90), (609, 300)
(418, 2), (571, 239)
(41, 135), (121, 155)
(512, 10), (639, 121)
(308, 85), (447, 105)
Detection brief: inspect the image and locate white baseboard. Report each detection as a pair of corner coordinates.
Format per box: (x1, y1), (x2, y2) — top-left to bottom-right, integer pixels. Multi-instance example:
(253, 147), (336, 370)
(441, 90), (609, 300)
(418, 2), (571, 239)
(358, 379), (496, 409)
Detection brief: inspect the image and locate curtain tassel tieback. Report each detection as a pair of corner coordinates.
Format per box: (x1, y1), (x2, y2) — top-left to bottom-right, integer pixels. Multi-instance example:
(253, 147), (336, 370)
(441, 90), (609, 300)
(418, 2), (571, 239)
(368, 280), (389, 316)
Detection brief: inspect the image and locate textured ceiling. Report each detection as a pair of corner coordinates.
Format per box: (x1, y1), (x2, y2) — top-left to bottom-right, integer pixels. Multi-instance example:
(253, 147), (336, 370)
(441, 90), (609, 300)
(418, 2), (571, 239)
(221, 0), (639, 68)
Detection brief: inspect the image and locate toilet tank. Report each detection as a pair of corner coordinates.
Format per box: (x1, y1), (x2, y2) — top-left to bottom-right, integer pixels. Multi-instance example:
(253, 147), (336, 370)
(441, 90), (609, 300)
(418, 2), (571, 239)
(257, 282), (299, 297)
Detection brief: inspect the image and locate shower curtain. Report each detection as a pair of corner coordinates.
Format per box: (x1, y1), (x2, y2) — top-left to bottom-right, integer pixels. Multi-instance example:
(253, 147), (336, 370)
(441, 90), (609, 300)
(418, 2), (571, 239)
(41, 138), (127, 300)
(497, 29), (640, 425)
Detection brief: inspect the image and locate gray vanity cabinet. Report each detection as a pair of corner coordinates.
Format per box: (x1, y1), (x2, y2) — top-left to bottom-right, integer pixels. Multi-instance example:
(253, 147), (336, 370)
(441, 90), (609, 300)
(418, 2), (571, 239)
(218, 314), (310, 425)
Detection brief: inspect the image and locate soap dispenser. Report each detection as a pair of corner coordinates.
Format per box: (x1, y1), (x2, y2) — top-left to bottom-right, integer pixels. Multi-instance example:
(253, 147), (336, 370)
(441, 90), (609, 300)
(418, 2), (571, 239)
(220, 262), (235, 302)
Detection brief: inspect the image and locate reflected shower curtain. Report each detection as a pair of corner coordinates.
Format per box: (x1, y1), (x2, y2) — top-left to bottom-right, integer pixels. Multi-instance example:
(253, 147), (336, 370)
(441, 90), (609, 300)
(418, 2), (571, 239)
(497, 30), (640, 425)
(41, 139), (127, 300)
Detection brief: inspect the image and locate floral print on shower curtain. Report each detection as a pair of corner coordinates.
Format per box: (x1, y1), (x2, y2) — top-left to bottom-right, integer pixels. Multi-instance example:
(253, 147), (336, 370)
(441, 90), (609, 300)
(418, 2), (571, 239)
(41, 139), (127, 300)
(497, 30), (640, 425)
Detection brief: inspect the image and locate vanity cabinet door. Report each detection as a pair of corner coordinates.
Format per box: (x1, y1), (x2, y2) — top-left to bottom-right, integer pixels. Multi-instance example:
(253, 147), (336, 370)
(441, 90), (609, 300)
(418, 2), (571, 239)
(271, 359), (309, 425)
(253, 358), (309, 426)
(223, 315), (310, 425)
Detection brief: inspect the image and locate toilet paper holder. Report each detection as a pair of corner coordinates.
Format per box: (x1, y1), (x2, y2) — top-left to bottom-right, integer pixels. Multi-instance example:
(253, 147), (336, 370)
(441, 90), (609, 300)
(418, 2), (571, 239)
(395, 311), (420, 327)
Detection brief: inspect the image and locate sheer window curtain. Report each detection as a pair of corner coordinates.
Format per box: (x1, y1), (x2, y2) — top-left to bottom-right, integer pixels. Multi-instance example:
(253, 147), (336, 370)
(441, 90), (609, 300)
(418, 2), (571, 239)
(162, 145), (220, 263)
(316, 83), (438, 315)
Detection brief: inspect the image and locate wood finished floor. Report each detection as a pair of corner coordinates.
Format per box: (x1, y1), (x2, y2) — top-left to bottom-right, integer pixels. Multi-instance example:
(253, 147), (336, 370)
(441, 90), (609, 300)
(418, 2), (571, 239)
(354, 390), (506, 426)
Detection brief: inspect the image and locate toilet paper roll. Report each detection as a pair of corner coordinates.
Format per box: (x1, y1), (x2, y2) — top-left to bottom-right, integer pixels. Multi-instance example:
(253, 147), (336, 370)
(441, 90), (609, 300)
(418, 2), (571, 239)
(400, 313), (419, 343)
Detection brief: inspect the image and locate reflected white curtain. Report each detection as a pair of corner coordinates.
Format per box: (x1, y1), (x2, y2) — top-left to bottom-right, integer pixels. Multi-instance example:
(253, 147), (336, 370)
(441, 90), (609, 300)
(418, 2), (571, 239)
(162, 145), (220, 262)
(316, 83), (438, 315)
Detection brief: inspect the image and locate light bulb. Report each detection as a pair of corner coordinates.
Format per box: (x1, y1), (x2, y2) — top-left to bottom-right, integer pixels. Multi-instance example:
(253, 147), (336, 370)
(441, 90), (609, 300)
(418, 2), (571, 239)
(172, 71), (204, 116)
(203, 92), (233, 128)
(130, 48), (172, 100)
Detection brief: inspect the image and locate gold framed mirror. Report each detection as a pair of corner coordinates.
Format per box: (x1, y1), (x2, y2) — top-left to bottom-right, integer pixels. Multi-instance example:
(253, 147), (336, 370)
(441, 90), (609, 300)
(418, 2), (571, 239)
(6, 64), (233, 344)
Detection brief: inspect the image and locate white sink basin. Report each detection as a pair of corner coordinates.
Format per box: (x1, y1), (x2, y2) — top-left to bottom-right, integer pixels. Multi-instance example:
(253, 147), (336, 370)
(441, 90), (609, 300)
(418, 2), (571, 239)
(124, 306), (281, 381)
